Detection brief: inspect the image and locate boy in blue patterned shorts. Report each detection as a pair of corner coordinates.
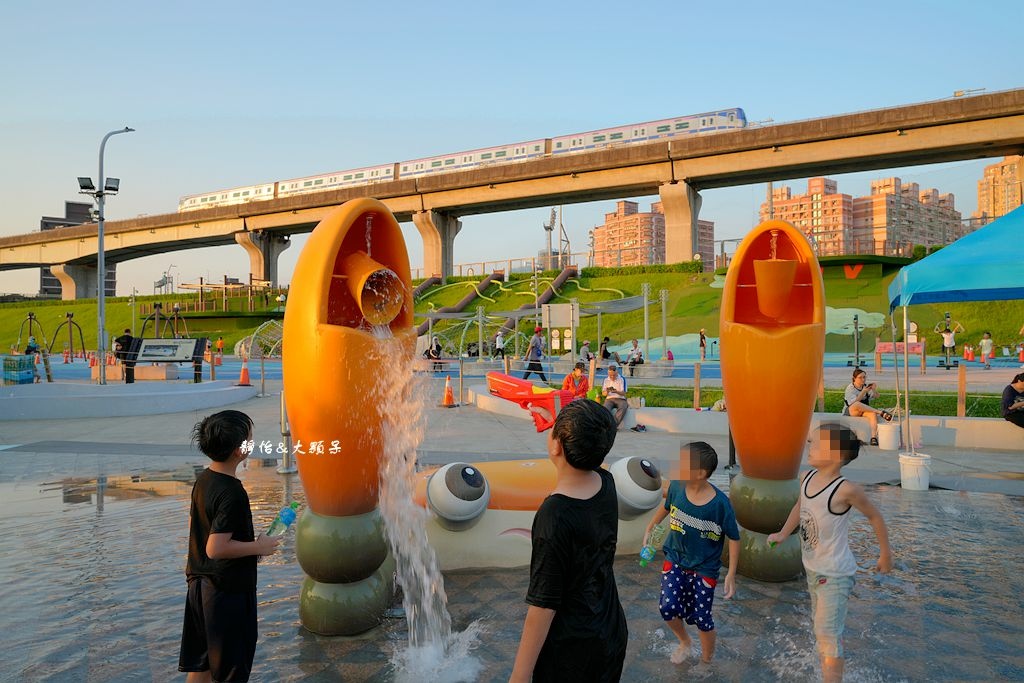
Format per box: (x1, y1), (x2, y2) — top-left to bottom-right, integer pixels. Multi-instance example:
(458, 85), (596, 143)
(643, 441), (739, 665)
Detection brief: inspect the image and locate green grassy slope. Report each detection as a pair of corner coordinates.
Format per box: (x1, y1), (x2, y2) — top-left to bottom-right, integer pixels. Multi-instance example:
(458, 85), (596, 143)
(5, 263), (1023, 356)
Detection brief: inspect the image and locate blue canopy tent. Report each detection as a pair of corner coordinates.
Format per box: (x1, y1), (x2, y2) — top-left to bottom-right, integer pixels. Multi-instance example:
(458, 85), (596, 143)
(888, 204), (1024, 308)
(886, 205), (1024, 453)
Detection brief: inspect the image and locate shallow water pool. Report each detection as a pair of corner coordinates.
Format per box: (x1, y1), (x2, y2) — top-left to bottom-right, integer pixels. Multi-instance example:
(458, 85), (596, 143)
(0, 456), (1020, 682)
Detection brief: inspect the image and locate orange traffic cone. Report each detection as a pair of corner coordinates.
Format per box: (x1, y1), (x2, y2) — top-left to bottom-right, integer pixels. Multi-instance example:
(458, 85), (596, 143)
(1019, 345), (1024, 363)
(963, 345), (970, 360)
(440, 375), (457, 408)
(89, 353), (97, 368)
(63, 349), (70, 364)
(34, 353), (40, 365)
(237, 357), (252, 386)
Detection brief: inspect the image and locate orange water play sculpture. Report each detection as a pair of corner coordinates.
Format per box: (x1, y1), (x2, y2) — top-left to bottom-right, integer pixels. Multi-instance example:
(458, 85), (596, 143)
(282, 198), (413, 634)
(719, 219), (824, 581)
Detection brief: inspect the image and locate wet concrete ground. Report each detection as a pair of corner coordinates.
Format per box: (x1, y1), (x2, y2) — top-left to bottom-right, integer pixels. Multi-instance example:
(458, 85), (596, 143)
(1, 378), (1022, 681)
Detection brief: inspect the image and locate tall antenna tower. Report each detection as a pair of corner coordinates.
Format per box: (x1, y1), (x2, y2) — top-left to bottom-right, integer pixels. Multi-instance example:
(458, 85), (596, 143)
(558, 206), (571, 268)
(543, 208), (556, 270)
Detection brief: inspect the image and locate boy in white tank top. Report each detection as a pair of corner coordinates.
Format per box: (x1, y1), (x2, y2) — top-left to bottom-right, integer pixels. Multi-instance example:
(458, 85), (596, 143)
(767, 423), (892, 683)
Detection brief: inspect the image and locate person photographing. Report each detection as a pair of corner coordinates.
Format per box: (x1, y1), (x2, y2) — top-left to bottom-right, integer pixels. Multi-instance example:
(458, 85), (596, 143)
(842, 368), (892, 446)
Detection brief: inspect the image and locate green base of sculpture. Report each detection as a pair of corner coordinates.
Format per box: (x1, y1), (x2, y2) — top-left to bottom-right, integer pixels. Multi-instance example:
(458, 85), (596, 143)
(295, 507), (396, 635)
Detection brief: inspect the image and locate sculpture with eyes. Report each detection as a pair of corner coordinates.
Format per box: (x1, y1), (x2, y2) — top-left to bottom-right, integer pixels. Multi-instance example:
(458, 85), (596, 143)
(414, 455), (665, 570)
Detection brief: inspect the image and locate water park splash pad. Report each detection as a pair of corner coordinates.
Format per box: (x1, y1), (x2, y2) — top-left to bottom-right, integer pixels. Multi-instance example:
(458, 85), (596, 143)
(720, 220), (825, 581)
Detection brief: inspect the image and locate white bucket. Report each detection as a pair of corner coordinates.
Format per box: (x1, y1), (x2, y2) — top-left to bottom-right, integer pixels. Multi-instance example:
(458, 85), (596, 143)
(898, 452), (931, 491)
(877, 423), (900, 450)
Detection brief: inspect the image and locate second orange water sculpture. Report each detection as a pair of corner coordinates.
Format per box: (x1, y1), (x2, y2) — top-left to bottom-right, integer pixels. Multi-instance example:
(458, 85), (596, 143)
(719, 219), (825, 582)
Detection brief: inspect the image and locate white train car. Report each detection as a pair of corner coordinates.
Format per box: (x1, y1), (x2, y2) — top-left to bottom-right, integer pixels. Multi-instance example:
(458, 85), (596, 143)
(277, 163), (399, 198)
(549, 108), (746, 155)
(177, 108), (746, 212)
(398, 139), (548, 180)
(178, 182), (278, 212)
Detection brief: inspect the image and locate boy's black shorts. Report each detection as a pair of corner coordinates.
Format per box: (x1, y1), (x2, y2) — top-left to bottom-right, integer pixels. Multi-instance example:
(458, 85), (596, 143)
(179, 576), (257, 682)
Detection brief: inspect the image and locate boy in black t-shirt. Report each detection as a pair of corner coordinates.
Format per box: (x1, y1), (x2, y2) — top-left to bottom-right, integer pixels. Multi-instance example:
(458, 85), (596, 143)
(178, 410), (280, 683)
(510, 400), (627, 683)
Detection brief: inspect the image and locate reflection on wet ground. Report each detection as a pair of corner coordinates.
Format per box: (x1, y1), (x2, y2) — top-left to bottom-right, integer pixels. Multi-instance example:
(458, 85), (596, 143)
(0, 454), (1022, 682)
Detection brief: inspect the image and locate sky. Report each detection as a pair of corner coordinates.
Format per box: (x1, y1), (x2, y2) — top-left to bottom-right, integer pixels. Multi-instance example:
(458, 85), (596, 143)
(1, 0), (1022, 296)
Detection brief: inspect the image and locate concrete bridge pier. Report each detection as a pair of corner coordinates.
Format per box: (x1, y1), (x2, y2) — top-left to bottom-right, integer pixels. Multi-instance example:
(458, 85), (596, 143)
(51, 263), (98, 301)
(412, 210), (461, 281)
(659, 181), (702, 266)
(235, 231), (291, 287)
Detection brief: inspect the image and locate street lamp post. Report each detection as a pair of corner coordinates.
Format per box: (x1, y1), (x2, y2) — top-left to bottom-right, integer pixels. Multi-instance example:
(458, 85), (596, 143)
(78, 126), (135, 385)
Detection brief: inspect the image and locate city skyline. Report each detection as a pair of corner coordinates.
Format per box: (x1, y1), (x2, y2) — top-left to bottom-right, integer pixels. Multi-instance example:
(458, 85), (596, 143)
(2, 1), (1022, 296)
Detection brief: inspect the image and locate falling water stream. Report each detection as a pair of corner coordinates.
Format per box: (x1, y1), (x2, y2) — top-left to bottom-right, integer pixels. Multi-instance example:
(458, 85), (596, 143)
(368, 323), (483, 682)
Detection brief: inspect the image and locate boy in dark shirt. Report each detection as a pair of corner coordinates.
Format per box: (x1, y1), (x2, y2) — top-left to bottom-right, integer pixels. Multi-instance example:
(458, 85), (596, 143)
(510, 400), (627, 682)
(178, 410), (280, 683)
(644, 441), (739, 665)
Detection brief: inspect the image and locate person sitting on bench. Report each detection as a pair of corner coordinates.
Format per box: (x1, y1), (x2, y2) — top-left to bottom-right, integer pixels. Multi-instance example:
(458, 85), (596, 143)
(842, 367), (892, 446)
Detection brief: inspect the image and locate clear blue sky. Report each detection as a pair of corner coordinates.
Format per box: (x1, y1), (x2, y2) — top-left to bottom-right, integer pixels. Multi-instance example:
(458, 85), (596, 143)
(1, 0), (1021, 295)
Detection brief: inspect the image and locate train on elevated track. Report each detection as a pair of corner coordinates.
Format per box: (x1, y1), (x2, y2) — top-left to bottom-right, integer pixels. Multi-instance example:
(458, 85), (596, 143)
(178, 108), (746, 212)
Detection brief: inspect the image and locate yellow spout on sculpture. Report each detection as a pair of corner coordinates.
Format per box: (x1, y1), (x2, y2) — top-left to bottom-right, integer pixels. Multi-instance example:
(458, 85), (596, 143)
(752, 258), (797, 318)
(340, 250), (404, 326)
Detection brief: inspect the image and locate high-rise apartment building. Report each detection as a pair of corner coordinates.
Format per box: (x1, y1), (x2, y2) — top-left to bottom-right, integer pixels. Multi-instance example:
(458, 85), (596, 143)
(759, 177), (961, 256)
(38, 202), (116, 298)
(760, 178), (852, 255)
(852, 178), (961, 252)
(590, 200), (713, 269)
(973, 155), (1023, 224)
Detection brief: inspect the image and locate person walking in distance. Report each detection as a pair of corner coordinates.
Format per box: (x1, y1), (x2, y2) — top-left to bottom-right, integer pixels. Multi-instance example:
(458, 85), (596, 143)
(523, 327), (548, 383)
(493, 330), (505, 360)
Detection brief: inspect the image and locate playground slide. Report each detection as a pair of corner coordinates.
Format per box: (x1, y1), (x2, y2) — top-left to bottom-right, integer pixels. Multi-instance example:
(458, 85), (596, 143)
(415, 272), (502, 337)
(485, 371), (575, 432)
(412, 276), (441, 299)
(496, 265), (577, 337)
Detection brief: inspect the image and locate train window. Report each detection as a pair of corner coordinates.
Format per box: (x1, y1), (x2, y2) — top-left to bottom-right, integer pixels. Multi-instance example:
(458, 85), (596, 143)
(242, 191), (250, 196)
(593, 135), (606, 142)
(370, 171), (378, 176)
(675, 122), (689, 130)
(344, 174), (353, 180)
(481, 153), (492, 159)
(314, 179), (323, 185)
(728, 114), (735, 121)
(445, 159), (455, 165)
(656, 125), (670, 133)
(495, 151), (506, 157)
(233, 192), (241, 197)
(303, 181), (313, 187)
(610, 132), (623, 140)
(355, 173), (364, 179)
(534, 145), (541, 151)
(555, 142), (562, 148)
(401, 166), (408, 172)
(200, 197), (208, 203)
(431, 161), (442, 167)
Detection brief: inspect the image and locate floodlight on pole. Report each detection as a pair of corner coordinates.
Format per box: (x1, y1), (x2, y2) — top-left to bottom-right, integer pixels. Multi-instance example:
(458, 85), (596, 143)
(78, 126), (135, 385)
